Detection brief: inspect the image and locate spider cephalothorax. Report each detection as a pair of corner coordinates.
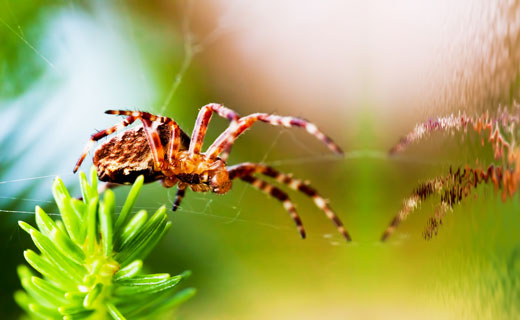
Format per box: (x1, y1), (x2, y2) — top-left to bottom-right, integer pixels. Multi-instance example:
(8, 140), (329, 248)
(74, 104), (351, 241)
(162, 152), (231, 194)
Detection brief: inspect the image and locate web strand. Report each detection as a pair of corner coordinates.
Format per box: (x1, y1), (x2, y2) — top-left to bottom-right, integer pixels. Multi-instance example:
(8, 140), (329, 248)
(158, 0), (235, 115)
(0, 194), (348, 244)
(0, 16), (55, 70)
(117, 0), (152, 104)
(0, 173), (73, 185)
(159, 0), (195, 115)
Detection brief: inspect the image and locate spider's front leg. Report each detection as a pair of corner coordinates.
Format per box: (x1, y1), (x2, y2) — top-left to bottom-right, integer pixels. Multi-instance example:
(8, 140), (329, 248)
(206, 113), (344, 159)
(189, 103), (240, 156)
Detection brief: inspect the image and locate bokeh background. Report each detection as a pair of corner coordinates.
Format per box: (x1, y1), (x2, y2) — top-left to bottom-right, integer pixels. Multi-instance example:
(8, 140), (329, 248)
(1, 0), (520, 319)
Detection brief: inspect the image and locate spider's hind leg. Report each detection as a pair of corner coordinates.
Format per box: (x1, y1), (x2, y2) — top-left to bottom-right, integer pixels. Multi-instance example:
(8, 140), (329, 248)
(74, 116), (137, 172)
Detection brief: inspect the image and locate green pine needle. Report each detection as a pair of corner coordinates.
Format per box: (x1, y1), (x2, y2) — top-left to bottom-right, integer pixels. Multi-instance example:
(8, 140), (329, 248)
(15, 168), (196, 319)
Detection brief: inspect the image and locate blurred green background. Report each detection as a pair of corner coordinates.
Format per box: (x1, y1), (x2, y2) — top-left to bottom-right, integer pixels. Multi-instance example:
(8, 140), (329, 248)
(1, 1), (520, 319)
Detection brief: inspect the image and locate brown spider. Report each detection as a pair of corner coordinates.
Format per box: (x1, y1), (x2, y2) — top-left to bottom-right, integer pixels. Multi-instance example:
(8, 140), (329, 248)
(73, 104), (351, 241)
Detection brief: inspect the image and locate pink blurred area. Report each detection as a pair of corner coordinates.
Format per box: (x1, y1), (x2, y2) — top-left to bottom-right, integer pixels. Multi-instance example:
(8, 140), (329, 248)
(165, 0), (520, 135)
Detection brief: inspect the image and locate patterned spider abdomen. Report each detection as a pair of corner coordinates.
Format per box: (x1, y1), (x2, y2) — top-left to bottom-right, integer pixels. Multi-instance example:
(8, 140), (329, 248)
(94, 124), (190, 184)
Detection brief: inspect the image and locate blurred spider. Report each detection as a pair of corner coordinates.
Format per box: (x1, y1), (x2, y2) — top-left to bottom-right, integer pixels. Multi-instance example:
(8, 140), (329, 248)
(73, 104), (350, 241)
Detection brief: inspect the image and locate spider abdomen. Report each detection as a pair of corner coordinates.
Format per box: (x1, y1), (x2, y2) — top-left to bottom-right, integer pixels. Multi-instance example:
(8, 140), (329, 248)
(94, 123), (190, 184)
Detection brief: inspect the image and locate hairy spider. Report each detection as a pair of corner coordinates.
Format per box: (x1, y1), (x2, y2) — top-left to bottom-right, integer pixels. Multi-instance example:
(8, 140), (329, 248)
(73, 104), (350, 241)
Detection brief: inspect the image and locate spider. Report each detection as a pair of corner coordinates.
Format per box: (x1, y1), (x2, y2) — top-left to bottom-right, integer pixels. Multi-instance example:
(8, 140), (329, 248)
(73, 104), (351, 241)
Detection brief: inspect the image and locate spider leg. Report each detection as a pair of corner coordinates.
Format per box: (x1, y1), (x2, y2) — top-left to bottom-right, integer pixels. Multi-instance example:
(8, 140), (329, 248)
(165, 119), (181, 162)
(239, 175), (306, 239)
(189, 103), (240, 156)
(74, 116), (137, 172)
(140, 119), (167, 170)
(172, 186), (187, 211)
(228, 162), (351, 241)
(105, 110), (173, 122)
(220, 144), (234, 163)
(380, 215), (402, 242)
(206, 113), (344, 159)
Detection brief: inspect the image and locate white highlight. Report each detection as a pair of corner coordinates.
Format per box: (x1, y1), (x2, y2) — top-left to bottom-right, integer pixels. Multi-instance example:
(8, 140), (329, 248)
(283, 201), (294, 211)
(289, 180), (300, 189)
(313, 196), (327, 208)
(306, 124), (318, 134)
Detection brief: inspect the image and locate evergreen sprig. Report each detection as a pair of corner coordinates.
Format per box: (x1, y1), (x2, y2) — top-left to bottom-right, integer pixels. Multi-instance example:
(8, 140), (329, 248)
(15, 168), (195, 319)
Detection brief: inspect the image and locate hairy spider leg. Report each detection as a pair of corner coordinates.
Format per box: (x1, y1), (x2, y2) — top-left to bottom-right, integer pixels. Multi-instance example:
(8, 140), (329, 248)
(141, 119), (166, 170)
(74, 116), (136, 172)
(206, 113), (344, 159)
(228, 162), (351, 241)
(165, 120), (181, 162)
(172, 186), (186, 211)
(219, 145), (234, 163)
(189, 103), (240, 156)
(105, 110), (182, 170)
(240, 175), (306, 238)
(380, 214), (403, 242)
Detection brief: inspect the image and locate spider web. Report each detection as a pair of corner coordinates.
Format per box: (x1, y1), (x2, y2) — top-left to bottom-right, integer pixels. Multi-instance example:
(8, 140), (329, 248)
(0, 0), (453, 247)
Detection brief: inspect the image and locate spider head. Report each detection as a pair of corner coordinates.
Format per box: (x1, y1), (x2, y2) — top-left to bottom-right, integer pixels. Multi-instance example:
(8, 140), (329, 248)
(192, 158), (231, 194)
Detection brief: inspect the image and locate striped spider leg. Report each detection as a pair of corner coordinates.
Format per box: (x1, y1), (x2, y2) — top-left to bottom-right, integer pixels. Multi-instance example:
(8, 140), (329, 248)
(227, 163), (351, 241)
(206, 113), (344, 159)
(188, 103), (240, 155)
